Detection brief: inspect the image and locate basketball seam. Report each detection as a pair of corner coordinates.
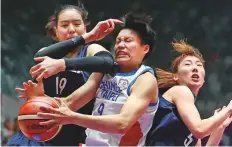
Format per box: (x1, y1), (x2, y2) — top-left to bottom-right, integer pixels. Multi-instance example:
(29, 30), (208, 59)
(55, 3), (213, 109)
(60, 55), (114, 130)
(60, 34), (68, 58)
(20, 98), (59, 108)
(18, 101), (58, 115)
(21, 125), (63, 142)
(18, 114), (48, 120)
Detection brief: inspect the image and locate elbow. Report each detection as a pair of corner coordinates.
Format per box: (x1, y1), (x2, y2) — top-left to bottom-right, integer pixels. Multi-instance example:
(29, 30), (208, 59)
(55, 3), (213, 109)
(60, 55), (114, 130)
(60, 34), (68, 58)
(115, 118), (131, 134)
(191, 127), (206, 139)
(117, 123), (130, 134)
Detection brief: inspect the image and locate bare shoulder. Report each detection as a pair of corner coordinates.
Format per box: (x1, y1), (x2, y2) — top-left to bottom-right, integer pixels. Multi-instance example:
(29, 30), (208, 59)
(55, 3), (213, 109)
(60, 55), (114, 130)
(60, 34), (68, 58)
(131, 72), (158, 102)
(132, 72), (157, 93)
(88, 43), (105, 49)
(86, 43), (109, 56)
(136, 72), (157, 85)
(166, 85), (195, 102)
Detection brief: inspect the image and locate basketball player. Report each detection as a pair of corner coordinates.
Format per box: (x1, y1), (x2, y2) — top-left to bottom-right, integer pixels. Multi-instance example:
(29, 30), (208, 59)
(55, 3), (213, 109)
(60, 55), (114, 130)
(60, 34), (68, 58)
(8, 2), (122, 146)
(145, 41), (232, 146)
(19, 13), (159, 146)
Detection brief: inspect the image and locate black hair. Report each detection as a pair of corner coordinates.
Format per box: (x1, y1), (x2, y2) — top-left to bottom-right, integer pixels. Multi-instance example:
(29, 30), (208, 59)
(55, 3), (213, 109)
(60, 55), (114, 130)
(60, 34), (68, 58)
(45, 1), (88, 39)
(121, 12), (156, 60)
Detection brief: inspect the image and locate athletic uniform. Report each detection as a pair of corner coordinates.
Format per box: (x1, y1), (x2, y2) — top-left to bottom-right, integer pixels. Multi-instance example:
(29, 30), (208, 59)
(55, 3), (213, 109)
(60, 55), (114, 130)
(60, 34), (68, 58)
(85, 65), (158, 146)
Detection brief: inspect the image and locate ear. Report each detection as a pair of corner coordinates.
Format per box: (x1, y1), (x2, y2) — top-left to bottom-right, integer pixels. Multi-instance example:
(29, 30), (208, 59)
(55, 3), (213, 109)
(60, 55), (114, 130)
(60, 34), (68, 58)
(53, 26), (59, 41)
(173, 73), (179, 82)
(144, 44), (150, 54)
(84, 25), (87, 32)
(54, 26), (58, 37)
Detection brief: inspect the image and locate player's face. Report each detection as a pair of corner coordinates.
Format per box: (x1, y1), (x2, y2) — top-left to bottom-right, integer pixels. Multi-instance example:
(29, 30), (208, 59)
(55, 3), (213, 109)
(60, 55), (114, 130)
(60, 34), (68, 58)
(114, 29), (149, 67)
(175, 56), (205, 89)
(55, 9), (86, 41)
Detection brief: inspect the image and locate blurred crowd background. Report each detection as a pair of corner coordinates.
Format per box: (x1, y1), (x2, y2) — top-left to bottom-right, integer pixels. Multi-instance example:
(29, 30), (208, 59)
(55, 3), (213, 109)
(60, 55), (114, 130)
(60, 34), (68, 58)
(1, 0), (232, 145)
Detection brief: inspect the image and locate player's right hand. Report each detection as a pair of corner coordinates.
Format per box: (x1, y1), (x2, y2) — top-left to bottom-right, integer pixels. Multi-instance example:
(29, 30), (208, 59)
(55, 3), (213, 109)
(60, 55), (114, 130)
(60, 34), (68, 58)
(15, 80), (45, 99)
(227, 100), (232, 113)
(214, 106), (232, 129)
(37, 98), (75, 132)
(30, 56), (65, 81)
(83, 19), (123, 43)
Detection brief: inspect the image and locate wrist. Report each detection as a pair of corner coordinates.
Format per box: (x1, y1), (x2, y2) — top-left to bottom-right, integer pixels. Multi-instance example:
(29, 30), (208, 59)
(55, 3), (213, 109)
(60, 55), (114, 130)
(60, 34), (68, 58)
(82, 32), (93, 43)
(58, 59), (66, 72)
(64, 98), (75, 111)
(218, 125), (226, 130)
(69, 111), (79, 124)
(230, 107), (232, 114)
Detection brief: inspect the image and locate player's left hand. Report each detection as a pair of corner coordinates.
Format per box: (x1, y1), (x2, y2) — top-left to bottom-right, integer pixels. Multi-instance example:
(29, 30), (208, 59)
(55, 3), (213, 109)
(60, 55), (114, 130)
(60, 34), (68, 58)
(30, 56), (65, 81)
(15, 80), (45, 99)
(37, 98), (75, 132)
(214, 106), (232, 128)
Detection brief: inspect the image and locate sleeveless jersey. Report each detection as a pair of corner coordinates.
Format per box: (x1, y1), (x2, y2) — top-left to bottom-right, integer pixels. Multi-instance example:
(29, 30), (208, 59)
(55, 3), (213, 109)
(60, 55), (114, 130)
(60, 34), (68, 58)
(85, 65), (159, 146)
(145, 87), (198, 146)
(43, 45), (95, 146)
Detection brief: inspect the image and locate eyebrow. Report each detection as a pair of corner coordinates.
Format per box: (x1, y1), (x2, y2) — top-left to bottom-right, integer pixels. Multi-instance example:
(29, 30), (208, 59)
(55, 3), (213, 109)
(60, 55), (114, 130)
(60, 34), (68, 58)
(116, 36), (132, 40)
(60, 19), (82, 23)
(184, 60), (202, 63)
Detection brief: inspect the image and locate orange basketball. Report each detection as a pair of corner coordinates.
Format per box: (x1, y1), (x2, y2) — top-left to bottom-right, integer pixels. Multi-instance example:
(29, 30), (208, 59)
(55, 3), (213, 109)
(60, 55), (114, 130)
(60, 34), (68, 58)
(18, 97), (62, 142)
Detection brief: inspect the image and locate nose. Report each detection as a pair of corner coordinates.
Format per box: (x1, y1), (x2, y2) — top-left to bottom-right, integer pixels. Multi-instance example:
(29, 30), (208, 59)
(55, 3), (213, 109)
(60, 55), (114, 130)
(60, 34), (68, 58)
(192, 65), (198, 73)
(117, 41), (125, 49)
(68, 24), (75, 34)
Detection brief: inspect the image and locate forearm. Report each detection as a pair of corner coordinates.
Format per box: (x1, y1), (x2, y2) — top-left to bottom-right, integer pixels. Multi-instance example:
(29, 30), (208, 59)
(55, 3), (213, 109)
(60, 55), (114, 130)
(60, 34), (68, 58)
(70, 113), (126, 134)
(64, 51), (116, 73)
(65, 73), (103, 111)
(206, 126), (225, 146)
(34, 36), (86, 59)
(65, 87), (96, 111)
(34, 32), (96, 59)
(198, 108), (231, 137)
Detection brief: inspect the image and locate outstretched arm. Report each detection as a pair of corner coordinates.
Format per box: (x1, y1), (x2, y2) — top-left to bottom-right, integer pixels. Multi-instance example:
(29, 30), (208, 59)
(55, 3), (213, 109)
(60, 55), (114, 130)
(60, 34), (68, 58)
(65, 72), (103, 111)
(171, 86), (232, 139)
(16, 72), (103, 111)
(34, 19), (123, 59)
(30, 44), (117, 81)
(30, 19), (123, 81)
(38, 72), (158, 134)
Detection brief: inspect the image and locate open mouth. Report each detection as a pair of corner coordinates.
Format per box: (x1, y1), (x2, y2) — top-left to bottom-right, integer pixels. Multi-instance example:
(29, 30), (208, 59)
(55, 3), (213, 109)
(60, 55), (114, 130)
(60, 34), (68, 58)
(191, 74), (199, 80)
(117, 51), (127, 56)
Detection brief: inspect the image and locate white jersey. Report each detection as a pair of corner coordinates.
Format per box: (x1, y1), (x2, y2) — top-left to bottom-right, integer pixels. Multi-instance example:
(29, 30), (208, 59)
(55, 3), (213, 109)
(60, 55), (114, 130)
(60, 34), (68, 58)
(85, 65), (159, 146)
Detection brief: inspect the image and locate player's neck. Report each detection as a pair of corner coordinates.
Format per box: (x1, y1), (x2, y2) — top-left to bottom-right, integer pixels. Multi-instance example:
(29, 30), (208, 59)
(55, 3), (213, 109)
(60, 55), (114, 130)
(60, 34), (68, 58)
(189, 86), (200, 96)
(119, 64), (139, 73)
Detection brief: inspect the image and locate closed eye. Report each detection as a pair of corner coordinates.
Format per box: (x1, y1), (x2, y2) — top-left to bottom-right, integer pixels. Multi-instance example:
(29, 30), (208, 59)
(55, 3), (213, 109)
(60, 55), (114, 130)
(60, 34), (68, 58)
(125, 38), (132, 42)
(74, 23), (81, 26)
(116, 40), (121, 44)
(61, 24), (68, 28)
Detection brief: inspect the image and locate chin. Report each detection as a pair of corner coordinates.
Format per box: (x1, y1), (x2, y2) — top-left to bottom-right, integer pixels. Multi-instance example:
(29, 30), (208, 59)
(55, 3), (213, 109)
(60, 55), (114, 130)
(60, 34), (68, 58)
(116, 58), (130, 64)
(189, 82), (203, 89)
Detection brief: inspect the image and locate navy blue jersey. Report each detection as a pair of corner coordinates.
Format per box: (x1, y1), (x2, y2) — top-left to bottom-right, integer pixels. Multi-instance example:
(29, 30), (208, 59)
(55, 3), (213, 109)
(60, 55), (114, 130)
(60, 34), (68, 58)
(43, 45), (95, 146)
(145, 87), (198, 146)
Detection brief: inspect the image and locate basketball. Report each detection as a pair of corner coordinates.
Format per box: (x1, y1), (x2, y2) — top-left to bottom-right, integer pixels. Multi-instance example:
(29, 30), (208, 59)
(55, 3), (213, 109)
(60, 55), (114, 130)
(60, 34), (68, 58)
(17, 97), (62, 142)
